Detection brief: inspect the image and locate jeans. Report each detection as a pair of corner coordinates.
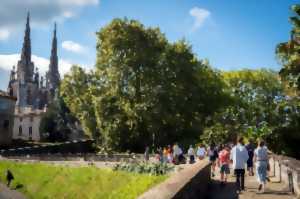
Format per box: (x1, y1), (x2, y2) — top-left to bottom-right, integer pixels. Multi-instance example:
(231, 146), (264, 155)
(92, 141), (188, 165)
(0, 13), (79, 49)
(234, 169), (245, 190)
(256, 161), (268, 184)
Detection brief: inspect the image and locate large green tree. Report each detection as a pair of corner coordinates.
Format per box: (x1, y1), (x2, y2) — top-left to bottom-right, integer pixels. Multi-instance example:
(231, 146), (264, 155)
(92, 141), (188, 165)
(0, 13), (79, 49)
(202, 69), (283, 144)
(202, 69), (300, 158)
(276, 4), (300, 93)
(61, 18), (228, 152)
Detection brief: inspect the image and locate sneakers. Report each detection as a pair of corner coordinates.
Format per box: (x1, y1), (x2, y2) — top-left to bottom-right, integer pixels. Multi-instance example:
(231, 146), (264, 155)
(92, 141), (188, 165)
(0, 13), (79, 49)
(258, 184), (262, 191)
(258, 184), (265, 193)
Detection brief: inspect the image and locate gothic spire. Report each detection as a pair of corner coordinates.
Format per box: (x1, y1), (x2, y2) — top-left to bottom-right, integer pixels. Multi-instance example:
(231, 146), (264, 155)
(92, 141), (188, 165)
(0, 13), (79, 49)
(47, 22), (60, 91)
(20, 12), (31, 64)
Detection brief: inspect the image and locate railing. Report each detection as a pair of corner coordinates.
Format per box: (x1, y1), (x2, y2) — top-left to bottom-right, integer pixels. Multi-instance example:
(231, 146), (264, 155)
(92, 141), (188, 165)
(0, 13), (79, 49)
(269, 153), (300, 197)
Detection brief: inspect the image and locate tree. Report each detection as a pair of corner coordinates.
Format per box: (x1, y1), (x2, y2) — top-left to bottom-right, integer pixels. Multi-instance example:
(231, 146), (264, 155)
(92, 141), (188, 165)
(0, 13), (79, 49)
(202, 69), (284, 144)
(202, 69), (300, 158)
(60, 66), (99, 141)
(61, 18), (228, 152)
(276, 4), (300, 93)
(40, 93), (80, 142)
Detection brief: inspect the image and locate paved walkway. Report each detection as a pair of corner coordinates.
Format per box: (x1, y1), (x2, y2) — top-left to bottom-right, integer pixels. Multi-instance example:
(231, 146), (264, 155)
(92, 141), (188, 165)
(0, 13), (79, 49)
(0, 183), (26, 199)
(207, 168), (296, 199)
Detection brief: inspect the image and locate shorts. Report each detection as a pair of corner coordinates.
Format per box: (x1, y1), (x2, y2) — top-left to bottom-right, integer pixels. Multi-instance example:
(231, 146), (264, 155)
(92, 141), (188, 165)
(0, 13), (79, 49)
(220, 164), (230, 174)
(209, 156), (217, 162)
(247, 159), (253, 168)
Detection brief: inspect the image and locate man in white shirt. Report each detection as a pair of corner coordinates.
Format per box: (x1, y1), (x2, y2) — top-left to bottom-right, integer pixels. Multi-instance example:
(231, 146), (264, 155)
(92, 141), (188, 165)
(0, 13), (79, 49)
(230, 137), (249, 193)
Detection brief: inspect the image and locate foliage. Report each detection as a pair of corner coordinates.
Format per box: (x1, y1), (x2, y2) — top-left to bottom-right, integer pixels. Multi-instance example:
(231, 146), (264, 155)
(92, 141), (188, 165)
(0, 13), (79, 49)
(202, 69), (283, 143)
(113, 162), (174, 175)
(0, 160), (166, 199)
(201, 69), (300, 158)
(276, 4), (300, 93)
(39, 93), (80, 142)
(61, 18), (228, 152)
(60, 66), (100, 141)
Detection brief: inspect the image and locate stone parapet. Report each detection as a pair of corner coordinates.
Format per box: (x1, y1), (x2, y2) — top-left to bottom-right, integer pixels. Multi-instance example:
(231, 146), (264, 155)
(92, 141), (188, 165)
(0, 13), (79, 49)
(138, 160), (211, 199)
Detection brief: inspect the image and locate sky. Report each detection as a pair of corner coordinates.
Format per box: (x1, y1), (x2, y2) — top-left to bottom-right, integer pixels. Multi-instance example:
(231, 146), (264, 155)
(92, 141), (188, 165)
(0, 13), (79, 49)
(0, 0), (298, 90)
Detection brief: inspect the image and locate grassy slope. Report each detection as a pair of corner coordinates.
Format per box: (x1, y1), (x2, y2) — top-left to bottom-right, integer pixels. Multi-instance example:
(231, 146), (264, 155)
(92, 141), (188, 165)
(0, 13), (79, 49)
(0, 161), (166, 199)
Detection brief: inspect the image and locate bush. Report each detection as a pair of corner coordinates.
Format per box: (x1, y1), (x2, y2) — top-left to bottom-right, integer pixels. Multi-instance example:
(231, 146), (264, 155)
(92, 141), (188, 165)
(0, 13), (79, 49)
(113, 162), (174, 175)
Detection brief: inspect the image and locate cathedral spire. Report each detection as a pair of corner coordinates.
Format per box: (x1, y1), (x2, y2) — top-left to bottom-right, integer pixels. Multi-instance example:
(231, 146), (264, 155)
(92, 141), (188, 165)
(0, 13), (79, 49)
(20, 12), (31, 64)
(47, 22), (60, 91)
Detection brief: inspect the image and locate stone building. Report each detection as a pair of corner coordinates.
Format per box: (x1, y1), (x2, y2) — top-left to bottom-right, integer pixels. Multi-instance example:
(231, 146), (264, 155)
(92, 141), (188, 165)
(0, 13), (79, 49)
(7, 13), (60, 141)
(0, 91), (17, 145)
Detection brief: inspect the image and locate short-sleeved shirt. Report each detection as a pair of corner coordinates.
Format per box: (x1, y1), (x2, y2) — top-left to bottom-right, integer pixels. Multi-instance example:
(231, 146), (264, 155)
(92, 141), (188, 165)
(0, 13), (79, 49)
(197, 147), (206, 157)
(219, 149), (230, 165)
(254, 146), (268, 161)
(188, 148), (195, 156)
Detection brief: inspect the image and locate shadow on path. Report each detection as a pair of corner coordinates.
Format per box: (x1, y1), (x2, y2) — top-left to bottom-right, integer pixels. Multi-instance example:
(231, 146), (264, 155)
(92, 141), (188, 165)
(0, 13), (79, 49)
(206, 180), (238, 199)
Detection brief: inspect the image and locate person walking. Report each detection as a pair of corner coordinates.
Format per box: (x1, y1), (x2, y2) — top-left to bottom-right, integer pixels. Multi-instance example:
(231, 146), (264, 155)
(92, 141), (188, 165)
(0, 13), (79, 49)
(188, 145), (195, 164)
(218, 145), (231, 186)
(230, 137), (249, 193)
(254, 140), (269, 193)
(167, 145), (173, 163)
(6, 169), (14, 187)
(246, 139), (256, 176)
(196, 144), (206, 160)
(207, 143), (218, 177)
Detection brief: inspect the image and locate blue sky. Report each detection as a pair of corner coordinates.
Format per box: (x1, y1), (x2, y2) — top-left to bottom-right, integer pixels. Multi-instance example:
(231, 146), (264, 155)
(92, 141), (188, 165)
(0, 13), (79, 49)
(0, 0), (298, 90)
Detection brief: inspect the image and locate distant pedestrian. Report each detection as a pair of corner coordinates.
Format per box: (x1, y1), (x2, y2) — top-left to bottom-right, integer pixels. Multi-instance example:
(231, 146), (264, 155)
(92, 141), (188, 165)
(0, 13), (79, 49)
(207, 143), (218, 177)
(144, 146), (150, 162)
(218, 145), (231, 186)
(173, 143), (181, 164)
(196, 144), (206, 160)
(246, 139), (256, 176)
(167, 145), (173, 163)
(254, 140), (269, 193)
(157, 147), (163, 163)
(163, 147), (168, 163)
(188, 145), (195, 164)
(230, 137), (249, 193)
(6, 169), (14, 187)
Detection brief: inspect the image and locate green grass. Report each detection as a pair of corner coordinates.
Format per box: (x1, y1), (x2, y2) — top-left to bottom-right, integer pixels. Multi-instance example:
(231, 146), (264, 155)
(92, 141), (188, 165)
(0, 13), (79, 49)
(0, 160), (167, 199)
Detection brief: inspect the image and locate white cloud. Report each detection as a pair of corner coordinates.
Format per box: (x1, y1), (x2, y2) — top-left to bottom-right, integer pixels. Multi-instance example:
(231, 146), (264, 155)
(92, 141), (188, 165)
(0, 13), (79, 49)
(0, 28), (10, 40)
(62, 40), (86, 54)
(0, 54), (73, 76)
(0, 0), (100, 34)
(189, 7), (211, 31)
(59, 0), (99, 6)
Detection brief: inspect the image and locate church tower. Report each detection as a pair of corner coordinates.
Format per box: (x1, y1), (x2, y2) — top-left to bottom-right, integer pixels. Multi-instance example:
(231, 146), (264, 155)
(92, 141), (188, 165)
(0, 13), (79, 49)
(8, 12), (39, 107)
(47, 23), (60, 92)
(18, 12), (35, 83)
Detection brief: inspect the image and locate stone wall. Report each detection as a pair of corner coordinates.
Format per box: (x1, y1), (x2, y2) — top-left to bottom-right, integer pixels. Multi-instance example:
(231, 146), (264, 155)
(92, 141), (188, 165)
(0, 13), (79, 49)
(0, 139), (95, 156)
(270, 154), (300, 197)
(138, 160), (211, 199)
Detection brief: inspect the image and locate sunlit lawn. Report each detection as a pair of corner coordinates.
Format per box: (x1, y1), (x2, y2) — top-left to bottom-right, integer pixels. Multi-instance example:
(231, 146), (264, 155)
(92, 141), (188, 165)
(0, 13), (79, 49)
(0, 160), (166, 199)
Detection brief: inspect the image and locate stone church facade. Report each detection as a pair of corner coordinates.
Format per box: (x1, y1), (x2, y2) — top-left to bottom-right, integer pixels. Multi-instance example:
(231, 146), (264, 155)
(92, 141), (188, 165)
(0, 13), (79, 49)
(7, 13), (60, 141)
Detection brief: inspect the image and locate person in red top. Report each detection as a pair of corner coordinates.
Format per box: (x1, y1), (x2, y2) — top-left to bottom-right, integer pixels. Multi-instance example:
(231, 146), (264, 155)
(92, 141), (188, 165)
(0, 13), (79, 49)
(218, 145), (231, 186)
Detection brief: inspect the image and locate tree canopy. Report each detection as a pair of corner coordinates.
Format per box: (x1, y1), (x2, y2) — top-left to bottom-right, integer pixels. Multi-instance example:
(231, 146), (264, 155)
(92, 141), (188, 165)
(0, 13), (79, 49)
(61, 18), (228, 152)
(276, 4), (300, 93)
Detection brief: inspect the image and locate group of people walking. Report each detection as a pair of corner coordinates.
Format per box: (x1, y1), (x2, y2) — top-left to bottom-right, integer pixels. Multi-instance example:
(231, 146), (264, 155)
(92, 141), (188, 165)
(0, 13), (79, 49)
(145, 136), (270, 194)
(201, 137), (270, 194)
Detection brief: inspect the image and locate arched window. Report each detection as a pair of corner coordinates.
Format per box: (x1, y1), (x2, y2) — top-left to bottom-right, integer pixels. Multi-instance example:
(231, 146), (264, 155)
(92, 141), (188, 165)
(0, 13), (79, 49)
(29, 127), (33, 141)
(29, 127), (32, 136)
(18, 125), (22, 136)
